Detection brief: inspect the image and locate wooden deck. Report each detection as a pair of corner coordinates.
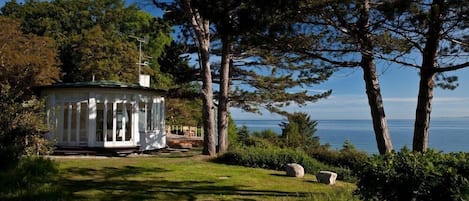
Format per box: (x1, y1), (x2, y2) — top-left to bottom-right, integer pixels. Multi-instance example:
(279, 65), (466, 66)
(166, 134), (203, 149)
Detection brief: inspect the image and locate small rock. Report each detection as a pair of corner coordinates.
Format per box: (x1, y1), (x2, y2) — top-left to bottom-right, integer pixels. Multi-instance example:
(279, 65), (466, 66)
(316, 171), (337, 185)
(285, 163), (304, 178)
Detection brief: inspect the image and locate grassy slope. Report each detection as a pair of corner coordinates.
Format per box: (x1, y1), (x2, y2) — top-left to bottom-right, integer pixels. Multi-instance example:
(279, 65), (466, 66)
(54, 151), (358, 201)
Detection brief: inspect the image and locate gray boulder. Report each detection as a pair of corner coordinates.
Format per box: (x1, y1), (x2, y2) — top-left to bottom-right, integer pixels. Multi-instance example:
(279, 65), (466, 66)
(316, 171), (337, 185)
(285, 163), (304, 178)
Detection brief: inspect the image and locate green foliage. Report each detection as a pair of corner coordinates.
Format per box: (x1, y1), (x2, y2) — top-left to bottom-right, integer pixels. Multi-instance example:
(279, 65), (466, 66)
(309, 140), (369, 171)
(280, 112), (320, 149)
(218, 145), (355, 182)
(227, 116), (238, 147)
(24, 135), (55, 156)
(0, 16), (60, 99)
(219, 145), (325, 173)
(231, 126), (274, 148)
(0, 157), (60, 200)
(252, 129), (281, 145)
(166, 98), (202, 126)
(158, 41), (196, 85)
(0, 16), (59, 170)
(355, 149), (469, 201)
(0, 97), (50, 170)
(72, 25), (139, 82)
(234, 125), (250, 146)
(2, 0), (172, 85)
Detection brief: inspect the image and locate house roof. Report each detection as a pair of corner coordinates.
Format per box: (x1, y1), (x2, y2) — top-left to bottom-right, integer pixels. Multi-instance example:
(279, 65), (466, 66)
(37, 80), (167, 94)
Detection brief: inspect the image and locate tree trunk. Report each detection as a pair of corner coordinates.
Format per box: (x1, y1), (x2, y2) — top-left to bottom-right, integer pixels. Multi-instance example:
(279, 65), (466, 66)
(412, 69), (435, 152)
(413, 0), (442, 153)
(183, 0), (216, 156)
(361, 57), (393, 154)
(217, 34), (232, 154)
(200, 36), (216, 156)
(358, 0), (393, 154)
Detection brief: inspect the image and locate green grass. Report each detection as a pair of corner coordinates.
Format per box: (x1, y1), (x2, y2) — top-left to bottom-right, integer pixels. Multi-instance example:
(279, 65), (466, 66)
(52, 150), (358, 201)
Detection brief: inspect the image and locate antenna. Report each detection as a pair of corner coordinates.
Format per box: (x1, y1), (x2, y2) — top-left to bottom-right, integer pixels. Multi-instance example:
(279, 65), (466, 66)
(129, 35), (149, 79)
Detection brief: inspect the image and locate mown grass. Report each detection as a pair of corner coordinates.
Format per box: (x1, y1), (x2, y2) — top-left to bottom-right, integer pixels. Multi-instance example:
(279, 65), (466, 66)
(52, 150), (358, 201)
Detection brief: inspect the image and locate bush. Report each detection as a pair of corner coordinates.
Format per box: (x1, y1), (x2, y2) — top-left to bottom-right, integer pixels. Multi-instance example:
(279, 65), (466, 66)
(24, 134), (55, 156)
(0, 157), (61, 200)
(309, 140), (368, 171)
(355, 149), (469, 201)
(218, 145), (355, 182)
(0, 97), (49, 170)
(279, 112), (320, 149)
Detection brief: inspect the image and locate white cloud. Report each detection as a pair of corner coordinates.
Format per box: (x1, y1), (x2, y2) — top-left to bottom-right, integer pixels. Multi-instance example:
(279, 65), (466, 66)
(231, 95), (469, 120)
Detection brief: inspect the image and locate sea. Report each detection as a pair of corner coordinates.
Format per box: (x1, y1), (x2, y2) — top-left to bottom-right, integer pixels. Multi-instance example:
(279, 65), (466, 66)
(234, 118), (469, 154)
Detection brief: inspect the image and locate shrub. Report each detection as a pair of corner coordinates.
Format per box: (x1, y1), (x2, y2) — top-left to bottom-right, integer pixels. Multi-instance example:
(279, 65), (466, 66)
(24, 134), (55, 156)
(309, 140), (368, 171)
(218, 145), (355, 182)
(355, 149), (469, 201)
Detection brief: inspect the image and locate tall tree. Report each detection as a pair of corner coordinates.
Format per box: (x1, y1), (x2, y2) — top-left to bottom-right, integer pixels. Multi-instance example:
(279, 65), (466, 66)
(0, 16), (60, 168)
(155, 1), (333, 155)
(155, 0), (217, 155)
(194, 0), (250, 154)
(182, 0), (217, 156)
(248, 0), (395, 153)
(195, 0), (334, 153)
(192, 0), (237, 154)
(380, 0), (469, 152)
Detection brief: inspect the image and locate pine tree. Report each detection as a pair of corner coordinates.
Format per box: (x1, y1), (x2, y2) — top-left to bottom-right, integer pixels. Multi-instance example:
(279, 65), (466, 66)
(280, 112), (320, 149)
(247, 0), (397, 154)
(379, 0), (469, 152)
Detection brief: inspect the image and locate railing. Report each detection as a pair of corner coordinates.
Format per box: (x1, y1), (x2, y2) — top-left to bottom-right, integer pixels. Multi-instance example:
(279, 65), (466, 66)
(166, 125), (203, 138)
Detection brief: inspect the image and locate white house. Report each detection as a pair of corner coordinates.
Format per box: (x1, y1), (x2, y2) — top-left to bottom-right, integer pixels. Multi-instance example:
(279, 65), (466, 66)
(39, 80), (166, 152)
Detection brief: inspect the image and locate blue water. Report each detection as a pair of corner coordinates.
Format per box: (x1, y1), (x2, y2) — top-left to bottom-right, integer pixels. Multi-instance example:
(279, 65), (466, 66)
(234, 118), (469, 154)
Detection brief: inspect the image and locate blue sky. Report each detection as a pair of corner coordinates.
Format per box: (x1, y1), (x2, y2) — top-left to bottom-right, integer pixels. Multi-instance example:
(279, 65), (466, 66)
(2, 0), (468, 120)
(231, 65), (469, 120)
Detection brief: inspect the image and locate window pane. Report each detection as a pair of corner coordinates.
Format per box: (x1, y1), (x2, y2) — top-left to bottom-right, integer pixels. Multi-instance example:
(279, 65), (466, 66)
(116, 103), (124, 141)
(125, 103), (132, 141)
(139, 102), (146, 132)
(63, 102), (69, 142)
(80, 102), (88, 142)
(147, 103), (152, 130)
(160, 99), (165, 131)
(152, 102), (158, 130)
(71, 103), (77, 142)
(106, 103), (113, 141)
(96, 103), (104, 142)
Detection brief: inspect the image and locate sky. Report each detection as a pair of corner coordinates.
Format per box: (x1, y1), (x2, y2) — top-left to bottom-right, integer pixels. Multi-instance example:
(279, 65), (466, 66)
(2, 0), (468, 120)
(231, 65), (469, 120)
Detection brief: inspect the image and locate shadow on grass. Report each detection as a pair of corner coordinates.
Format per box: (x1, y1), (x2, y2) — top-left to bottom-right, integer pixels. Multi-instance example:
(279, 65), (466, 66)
(57, 165), (322, 200)
(269, 173), (290, 177)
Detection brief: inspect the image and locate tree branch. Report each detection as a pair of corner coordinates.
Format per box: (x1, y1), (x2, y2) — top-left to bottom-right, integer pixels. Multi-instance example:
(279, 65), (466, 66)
(300, 49), (360, 67)
(375, 53), (421, 69)
(435, 62), (469, 73)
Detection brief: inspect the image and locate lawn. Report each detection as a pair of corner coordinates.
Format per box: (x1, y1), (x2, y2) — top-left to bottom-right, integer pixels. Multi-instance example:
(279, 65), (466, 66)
(53, 150), (358, 201)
